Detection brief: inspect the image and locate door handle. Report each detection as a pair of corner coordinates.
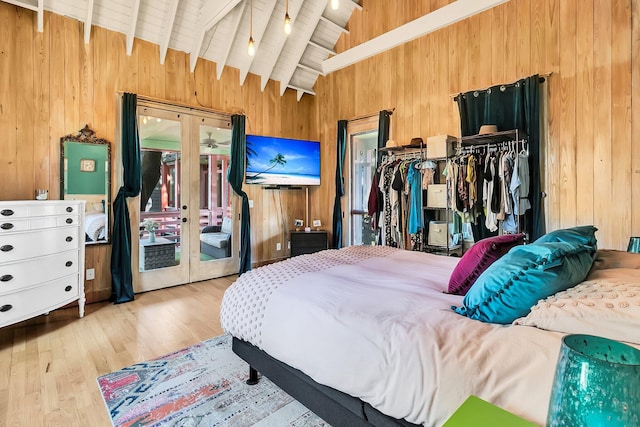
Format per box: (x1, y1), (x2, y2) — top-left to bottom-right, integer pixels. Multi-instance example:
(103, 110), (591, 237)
(182, 205), (187, 210)
(182, 218), (187, 223)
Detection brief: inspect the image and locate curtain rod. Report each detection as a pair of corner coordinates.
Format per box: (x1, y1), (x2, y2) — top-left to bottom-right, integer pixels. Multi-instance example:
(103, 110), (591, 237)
(344, 107), (395, 123)
(449, 72), (552, 99)
(120, 92), (237, 118)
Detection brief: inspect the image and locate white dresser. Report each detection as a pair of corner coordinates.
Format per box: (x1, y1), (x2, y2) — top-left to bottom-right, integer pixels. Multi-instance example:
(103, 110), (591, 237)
(0, 200), (86, 328)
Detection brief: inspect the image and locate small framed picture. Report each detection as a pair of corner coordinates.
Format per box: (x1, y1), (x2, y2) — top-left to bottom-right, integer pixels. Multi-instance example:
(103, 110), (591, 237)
(294, 219), (304, 227)
(80, 159), (96, 172)
(312, 220), (322, 227)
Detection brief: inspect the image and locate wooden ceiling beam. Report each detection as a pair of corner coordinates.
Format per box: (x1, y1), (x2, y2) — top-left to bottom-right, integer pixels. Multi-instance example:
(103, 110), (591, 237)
(215, 1), (246, 80)
(190, 0), (241, 72)
(159, 0), (179, 64)
(125, 0), (141, 56)
(84, 0), (94, 43)
(240, 0), (278, 85)
(322, 0), (508, 74)
(278, 0), (329, 96)
(319, 15), (348, 34)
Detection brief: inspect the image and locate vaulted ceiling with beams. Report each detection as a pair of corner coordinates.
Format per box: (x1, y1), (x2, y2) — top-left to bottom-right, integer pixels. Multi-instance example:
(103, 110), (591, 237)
(3, 0), (361, 100)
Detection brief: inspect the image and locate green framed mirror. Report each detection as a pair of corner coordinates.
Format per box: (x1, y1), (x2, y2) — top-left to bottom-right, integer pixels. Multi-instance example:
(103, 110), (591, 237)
(60, 125), (111, 245)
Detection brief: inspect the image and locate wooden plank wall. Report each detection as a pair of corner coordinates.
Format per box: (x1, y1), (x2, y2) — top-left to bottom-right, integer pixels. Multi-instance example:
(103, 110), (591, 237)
(0, 4), (312, 302)
(1, 0), (638, 302)
(313, 0), (638, 251)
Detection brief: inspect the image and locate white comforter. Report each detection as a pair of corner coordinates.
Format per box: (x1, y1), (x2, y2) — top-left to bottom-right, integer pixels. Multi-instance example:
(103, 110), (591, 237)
(221, 246), (563, 426)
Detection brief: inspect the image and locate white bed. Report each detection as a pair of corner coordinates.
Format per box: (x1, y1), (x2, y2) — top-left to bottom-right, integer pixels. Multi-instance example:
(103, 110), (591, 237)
(221, 245), (640, 426)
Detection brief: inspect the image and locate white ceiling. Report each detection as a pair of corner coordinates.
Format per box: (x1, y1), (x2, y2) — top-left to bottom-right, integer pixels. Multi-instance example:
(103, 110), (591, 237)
(4, 0), (361, 101)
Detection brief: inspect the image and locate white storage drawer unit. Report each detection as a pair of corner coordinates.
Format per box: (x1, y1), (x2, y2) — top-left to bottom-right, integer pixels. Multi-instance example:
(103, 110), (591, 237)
(426, 134), (456, 159)
(428, 221), (452, 247)
(0, 200), (85, 328)
(426, 184), (447, 208)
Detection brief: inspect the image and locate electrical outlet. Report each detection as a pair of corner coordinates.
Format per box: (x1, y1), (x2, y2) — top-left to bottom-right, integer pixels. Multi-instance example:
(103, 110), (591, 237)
(86, 268), (95, 280)
(276, 242), (282, 251)
(287, 241), (290, 249)
(248, 199), (254, 208)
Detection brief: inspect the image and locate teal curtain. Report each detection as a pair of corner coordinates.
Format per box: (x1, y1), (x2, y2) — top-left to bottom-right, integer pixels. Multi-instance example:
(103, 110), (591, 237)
(332, 120), (348, 248)
(455, 75), (543, 240)
(377, 110), (392, 166)
(228, 114), (251, 275)
(110, 93), (141, 304)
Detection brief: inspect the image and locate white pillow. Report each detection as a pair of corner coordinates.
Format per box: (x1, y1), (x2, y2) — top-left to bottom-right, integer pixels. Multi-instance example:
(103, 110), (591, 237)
(514, 273), (640, 345)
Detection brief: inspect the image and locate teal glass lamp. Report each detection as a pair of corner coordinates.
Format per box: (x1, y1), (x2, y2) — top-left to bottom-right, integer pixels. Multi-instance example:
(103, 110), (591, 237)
(547, 334), (640, 426)
(628, 237), (640, 253)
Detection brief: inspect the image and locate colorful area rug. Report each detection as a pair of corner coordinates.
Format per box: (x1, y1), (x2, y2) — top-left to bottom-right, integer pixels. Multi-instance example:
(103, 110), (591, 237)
(97, 334), (329, 427)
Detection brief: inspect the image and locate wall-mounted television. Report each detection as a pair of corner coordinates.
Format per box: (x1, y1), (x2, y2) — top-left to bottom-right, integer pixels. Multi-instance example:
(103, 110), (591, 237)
(246, 134), (321, 186)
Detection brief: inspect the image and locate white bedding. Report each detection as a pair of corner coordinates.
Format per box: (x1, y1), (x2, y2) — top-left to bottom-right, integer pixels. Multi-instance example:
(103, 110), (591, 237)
(221, 246), (566, 426)
(85, 212), (106, 241)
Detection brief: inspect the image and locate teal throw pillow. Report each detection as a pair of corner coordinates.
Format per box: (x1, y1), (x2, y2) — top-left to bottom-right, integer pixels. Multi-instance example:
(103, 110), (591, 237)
(534, 225), (598, 248)
(453, 241), (597, 324)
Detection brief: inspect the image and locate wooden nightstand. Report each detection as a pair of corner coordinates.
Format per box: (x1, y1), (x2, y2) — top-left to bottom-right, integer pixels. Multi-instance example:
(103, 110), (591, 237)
(290, 230), (328, 257)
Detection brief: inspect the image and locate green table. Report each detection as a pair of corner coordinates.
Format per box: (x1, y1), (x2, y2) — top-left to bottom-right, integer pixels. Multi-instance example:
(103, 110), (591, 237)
(443, 395), (538, 427)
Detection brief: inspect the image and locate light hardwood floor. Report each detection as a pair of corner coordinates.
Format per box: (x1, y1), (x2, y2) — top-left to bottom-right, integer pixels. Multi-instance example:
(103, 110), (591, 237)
(0, 276), (236, 427)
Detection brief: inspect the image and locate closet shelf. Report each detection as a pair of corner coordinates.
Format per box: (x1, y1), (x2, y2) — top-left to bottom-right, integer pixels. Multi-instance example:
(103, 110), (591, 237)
(379, 144), (425, 153)
(459, 130), (527, 146)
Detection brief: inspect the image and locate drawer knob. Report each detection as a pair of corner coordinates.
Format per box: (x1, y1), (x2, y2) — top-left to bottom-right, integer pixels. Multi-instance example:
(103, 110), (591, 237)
(66, 236), (73, 242)
(0, 304), (12, 312)
(64, 285), (72, 292)
(0, 223), (14, 230)
(65, 261), (73, 267)
(0, 274), (13, 282)
(66, 218), (73, 224)
(0, 209), (14, 216)
(66, 206), (73, 213)
(0, 245), (14, 252)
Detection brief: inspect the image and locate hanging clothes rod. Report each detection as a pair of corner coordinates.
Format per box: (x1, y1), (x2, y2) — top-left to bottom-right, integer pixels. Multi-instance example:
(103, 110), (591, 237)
(449, 72), (552, 99)
(344, 108), (395, 123)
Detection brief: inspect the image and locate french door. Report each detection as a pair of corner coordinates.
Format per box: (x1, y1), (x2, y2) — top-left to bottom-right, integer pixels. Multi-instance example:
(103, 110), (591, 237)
(133, 103), (238, 292)
(345, 117), (379, 247)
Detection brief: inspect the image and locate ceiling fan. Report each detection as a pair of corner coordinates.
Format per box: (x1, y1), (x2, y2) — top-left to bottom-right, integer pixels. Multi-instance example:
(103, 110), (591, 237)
(201, 132), (230, 148)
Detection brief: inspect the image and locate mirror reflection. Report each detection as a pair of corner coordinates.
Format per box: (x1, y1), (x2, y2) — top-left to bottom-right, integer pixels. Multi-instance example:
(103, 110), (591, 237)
(61, 125), (111, 245)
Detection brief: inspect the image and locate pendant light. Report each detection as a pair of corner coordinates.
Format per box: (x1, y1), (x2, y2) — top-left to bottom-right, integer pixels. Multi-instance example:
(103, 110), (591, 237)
(331, 0), (339, 10)
(283, 0), (292, 35)
(248, 0), (255, 56)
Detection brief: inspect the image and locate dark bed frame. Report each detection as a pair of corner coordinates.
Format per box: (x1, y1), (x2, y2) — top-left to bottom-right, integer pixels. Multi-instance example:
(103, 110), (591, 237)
(232, 337), (422, 427)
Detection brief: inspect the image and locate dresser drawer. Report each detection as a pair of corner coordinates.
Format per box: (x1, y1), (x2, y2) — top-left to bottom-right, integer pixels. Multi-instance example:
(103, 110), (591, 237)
(0, 274), (80, 327)
(0, 203), (81, 219)
(0, 227), (79, 263)
(0, 250), (80, 294)
(0, 215), (79, 234)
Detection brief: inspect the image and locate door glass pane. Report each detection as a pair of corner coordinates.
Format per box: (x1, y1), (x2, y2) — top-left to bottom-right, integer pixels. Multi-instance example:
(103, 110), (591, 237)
(138, 115), (182, 271)
(198, 125), (232, 261)
(350, 132), (378, 246)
